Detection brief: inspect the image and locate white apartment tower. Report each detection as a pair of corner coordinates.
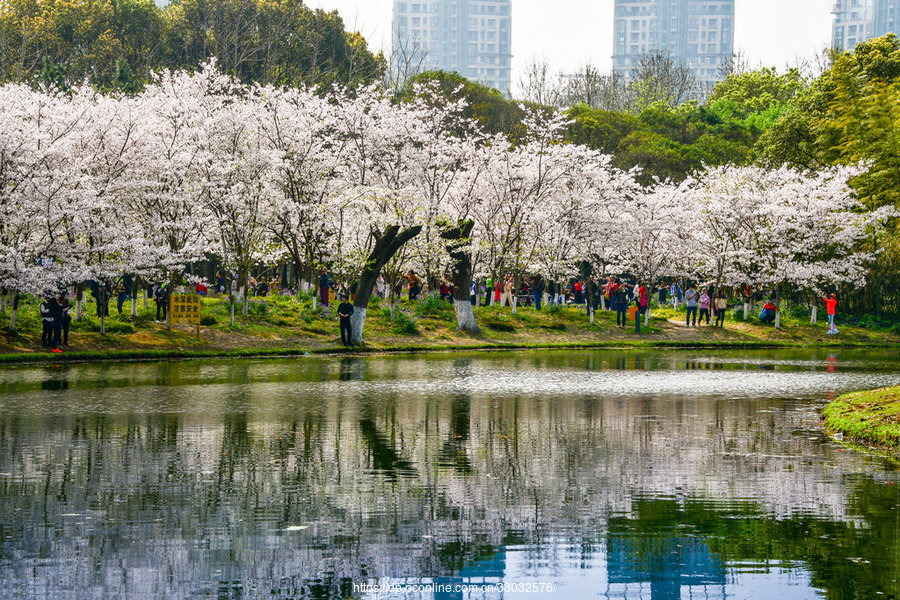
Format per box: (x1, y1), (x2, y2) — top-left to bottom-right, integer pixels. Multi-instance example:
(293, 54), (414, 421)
(833, 0), (900, 51)
(612, 0), (735, 91)
(392, 0), (512, 94)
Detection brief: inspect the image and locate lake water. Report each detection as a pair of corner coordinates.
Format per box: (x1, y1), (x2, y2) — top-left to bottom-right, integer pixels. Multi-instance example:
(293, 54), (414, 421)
(0, 349), (898, 599)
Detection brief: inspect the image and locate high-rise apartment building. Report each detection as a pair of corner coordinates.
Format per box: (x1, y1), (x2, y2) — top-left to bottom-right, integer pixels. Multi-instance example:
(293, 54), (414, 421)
(612, 0), (735, 91)
(392, 0), (512, 94)
(832, 0), (900, 51)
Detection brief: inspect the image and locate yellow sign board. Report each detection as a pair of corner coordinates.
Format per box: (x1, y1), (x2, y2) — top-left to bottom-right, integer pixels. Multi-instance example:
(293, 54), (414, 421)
(170, 294), (201, 325)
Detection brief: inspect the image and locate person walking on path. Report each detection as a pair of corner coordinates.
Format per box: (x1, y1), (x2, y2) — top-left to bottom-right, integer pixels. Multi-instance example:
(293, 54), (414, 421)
(337, 295), (354, 346)
(824, 293), (839, 334)
(714, 291), (728, 328)
(698, 290), (711, 325)
(685, 286), (699, 327)
(319, 268), (332, 307)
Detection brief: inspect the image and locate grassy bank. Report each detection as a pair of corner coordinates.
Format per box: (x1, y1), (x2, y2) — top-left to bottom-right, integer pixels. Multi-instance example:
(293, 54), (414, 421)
(1, 292), (899, 365)
(823, 387), (900, 455)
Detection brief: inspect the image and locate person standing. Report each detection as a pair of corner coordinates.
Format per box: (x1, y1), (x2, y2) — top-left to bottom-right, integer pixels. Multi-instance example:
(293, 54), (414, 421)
(406, 270), (421, 301)
(154, 282), (168, 323)
(319, 268), (331, 307)
(614, 282), (628, 328)
(376, 274), (386, 299)
(40, 293), (55, 348)
(115, 275), (131, 314)
(216, 271), (227, 297)
(48, 294), (63, 351)
(824, 293), (838, 334)
(685, 286), (699, 327)
(714, 291), (728, 328)
(502, 276), (513, 307)
(698, 290), (711, 325)
(96, 282), (110, 320)
(532, 276), (544, 310)
(57, 292), (72, 346)
(337, 295), (354, 346)
(635, 283), (648, 333)
(256, 277), (269, 297)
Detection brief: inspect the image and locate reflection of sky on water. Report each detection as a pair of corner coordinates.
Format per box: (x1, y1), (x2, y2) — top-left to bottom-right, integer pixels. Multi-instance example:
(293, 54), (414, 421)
(0, 350), (897, 599)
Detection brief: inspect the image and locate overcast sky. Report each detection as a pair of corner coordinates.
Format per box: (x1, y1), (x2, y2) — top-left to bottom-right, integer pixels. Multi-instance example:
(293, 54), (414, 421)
(311, 0), (835, 88)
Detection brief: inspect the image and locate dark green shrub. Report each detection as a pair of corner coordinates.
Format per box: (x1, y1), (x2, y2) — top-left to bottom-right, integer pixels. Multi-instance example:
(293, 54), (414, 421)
(392, 310), (419, 334)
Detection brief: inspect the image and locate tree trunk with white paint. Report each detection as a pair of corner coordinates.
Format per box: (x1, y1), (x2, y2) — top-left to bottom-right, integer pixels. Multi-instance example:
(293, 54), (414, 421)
(811, 305), (818, 325)
(350, 307), (366, 344)
(131, 278), (139, 317)
(645, 306), (651, 327)
(441, 221), (480, 333)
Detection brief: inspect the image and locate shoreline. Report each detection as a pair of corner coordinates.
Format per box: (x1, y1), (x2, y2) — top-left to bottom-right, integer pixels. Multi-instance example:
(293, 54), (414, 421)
(823, 387), (900, 458)
(1, 338), (896, 366)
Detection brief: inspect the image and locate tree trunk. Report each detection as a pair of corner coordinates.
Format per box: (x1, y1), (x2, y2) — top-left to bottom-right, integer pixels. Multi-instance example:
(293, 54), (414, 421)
(441, 220), (480, 333)
(350, 307), (366, 344)
(590, 308), (595, 325)
(7, 291), (18, 333)
(511, 294), (517, 314)
(600, 295), (606, 311)
(811, 304), (818, 325)
(743, 300), (749, 321)
(76, 283), (84, 321)
(242, 287), (249, 317)
(351, 224), (423, 344)
(100, 314), (106, 336)
(645, 306), (651, 327)
(131, 278), (139, 317)
(774, 286), (782, 330)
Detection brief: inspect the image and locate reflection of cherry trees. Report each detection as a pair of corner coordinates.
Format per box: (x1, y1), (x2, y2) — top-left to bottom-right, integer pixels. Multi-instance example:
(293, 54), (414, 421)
(0, 354), (896, 597)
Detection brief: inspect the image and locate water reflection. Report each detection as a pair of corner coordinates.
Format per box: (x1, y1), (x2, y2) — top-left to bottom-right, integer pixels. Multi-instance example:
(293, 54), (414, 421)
(0, 350), (896, 599)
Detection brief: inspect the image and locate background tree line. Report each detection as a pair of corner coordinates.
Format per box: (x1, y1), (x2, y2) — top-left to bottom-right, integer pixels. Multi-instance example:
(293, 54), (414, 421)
(0, 0), (384, 90)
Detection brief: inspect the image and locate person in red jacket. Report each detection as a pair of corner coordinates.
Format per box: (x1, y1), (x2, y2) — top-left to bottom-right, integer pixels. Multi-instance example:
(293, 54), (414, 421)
(824, 293), (838, 334)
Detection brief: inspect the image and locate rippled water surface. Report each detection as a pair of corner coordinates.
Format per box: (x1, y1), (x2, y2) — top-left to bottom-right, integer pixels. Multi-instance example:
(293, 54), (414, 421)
(0, 349), (898, 599)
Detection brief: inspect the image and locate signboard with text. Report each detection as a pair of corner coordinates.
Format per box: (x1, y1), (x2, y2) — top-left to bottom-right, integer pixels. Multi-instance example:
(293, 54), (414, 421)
(169, 294), (201, 326)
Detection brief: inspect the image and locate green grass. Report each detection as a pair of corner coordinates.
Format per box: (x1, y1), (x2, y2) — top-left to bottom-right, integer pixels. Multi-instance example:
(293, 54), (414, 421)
(1, 294), (899, 365)
(823, 386), (900, 454)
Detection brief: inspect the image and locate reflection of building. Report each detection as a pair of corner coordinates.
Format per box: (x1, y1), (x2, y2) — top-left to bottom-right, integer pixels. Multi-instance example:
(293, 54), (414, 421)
(612, 0), (735, 91)
(832, 0), (900, 51)
(607, 534), (726, 599)
(391, 0), (512, 93)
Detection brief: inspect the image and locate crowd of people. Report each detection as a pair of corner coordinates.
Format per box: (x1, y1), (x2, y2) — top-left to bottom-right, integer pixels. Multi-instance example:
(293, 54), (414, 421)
(29, 266), (841, 351)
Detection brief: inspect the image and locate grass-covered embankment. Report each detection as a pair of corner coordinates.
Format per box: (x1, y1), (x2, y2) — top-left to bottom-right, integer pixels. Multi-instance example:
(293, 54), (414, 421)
(824, 387), (900, 455)
(1, 291), (899, 364)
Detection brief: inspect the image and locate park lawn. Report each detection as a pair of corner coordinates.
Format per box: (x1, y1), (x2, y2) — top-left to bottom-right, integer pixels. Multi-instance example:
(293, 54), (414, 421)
(0, 293), (898, 362)
(823, 387), (900, 454)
